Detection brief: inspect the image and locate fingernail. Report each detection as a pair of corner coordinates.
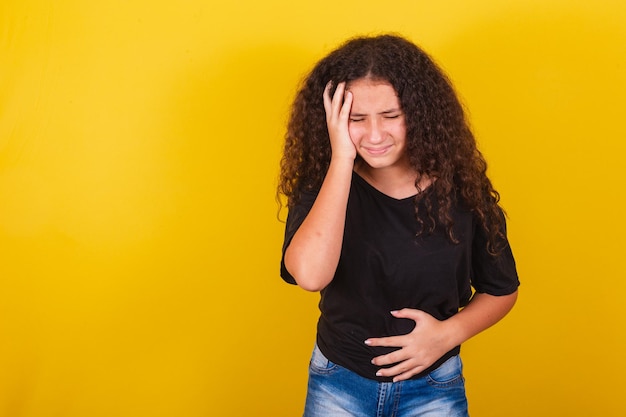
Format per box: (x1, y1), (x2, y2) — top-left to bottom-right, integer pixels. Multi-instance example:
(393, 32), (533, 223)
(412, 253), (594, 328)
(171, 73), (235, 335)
(376, 371), (382, 377)
(364, 339), (371, 345)
(390, 310), (398, 315)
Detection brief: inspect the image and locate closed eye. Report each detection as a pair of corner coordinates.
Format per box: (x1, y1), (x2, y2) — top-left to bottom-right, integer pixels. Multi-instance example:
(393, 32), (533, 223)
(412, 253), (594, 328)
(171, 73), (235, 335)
(380, 109), (403, 118)
(349, 118), (365, 122)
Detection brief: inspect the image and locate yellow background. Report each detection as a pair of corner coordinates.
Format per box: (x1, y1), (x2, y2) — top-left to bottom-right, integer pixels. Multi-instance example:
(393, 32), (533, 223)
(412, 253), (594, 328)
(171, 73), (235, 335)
(1, 0), (625, 416)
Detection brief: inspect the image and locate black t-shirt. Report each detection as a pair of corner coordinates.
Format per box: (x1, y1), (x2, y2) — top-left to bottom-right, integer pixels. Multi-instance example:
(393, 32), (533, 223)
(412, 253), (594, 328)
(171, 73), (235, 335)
(281, 172), (519, 382)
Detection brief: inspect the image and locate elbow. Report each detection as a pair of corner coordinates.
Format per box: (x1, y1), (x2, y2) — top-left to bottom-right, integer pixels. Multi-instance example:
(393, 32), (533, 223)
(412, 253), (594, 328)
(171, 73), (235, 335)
(288, 265), (330, 292)
(497, 289), (519, 317)
(284, 248), (335, 292)
(294, 276), (328, 292)
(509, 289), (519, 309)
(284, 252), (331, 292)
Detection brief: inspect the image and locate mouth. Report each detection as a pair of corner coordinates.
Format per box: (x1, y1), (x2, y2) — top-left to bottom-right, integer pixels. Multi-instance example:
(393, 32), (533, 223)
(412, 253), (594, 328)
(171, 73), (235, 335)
(363, 145), (391, 155)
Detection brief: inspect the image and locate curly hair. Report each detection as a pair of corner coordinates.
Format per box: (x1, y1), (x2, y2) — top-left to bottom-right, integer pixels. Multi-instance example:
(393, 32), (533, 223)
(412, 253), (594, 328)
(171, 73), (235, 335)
(279, 34), (507, 254)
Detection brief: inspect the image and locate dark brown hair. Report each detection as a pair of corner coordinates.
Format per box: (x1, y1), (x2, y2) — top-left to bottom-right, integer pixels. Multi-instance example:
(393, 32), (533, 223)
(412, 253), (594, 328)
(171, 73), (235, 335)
(279, 34), (507, 254)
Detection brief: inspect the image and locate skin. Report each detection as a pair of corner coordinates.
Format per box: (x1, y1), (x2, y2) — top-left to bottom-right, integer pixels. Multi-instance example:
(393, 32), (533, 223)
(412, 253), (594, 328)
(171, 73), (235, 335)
(284, 78), (518, 382)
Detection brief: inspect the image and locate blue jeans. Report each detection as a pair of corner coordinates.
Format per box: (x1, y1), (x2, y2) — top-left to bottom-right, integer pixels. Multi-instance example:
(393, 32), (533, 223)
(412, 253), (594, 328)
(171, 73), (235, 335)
(304, 344), (469, 417)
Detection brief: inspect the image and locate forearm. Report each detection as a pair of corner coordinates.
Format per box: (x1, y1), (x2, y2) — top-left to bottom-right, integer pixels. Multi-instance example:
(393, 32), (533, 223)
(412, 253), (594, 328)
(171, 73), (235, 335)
(445, 291), (518, 348)
(283, 157), (354, 291)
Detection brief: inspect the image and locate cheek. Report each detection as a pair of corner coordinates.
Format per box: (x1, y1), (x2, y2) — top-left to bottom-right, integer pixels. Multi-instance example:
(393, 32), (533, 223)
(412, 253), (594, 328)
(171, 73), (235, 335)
(348, 125), (361, 144)
(393, 123), (407, 142)
(398, 128), (407, 143)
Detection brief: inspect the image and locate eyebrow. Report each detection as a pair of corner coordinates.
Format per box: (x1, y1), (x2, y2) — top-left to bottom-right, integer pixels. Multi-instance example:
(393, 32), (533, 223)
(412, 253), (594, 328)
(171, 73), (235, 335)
(350, 109), (403, 117)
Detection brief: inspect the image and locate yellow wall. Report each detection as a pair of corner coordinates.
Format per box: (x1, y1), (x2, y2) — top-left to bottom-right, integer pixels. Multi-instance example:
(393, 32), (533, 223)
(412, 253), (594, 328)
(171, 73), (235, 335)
(1, 0), (624, 416)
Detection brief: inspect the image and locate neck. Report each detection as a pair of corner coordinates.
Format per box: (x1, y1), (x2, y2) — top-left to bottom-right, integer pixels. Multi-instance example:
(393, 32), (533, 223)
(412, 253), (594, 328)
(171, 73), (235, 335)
(354, 160), (423, 199)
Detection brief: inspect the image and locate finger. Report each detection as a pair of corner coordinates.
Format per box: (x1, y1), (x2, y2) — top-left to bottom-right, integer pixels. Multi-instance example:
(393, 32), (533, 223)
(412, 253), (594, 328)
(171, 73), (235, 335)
(392, 367), (424, 383)
(390, 308), (426, 321)
(374, 360), (423, 380)
(323, 81), (333, 117)
(331, 82), (346, 113)
(376, 361), (426, 382)
(339, 90), (353, 120)
(364, 335), (406, 347)
(371, 348), (409, 367)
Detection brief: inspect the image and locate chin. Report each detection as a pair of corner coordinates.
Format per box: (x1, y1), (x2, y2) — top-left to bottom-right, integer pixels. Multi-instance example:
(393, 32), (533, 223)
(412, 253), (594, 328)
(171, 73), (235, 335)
(360, 157), (398, 170)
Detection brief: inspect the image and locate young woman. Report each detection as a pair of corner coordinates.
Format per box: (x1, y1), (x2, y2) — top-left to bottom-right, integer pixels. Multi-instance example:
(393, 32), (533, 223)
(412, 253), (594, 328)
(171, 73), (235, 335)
(278, 34), (519, 417)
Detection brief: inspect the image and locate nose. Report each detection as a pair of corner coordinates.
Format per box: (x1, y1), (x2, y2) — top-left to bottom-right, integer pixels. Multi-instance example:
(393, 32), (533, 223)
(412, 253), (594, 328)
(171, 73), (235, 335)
(367, 119), (384, 143)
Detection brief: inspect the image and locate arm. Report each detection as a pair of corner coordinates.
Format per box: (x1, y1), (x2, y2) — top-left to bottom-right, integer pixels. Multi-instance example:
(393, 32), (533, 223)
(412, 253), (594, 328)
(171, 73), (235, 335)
(283, 82), (356, 292)
(365, 290), (518, 382)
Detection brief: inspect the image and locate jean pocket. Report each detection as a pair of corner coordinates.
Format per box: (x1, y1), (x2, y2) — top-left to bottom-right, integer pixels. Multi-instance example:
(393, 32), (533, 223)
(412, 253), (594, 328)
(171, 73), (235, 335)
(426, 355), (465, 388)
(309, 344), (339, 375)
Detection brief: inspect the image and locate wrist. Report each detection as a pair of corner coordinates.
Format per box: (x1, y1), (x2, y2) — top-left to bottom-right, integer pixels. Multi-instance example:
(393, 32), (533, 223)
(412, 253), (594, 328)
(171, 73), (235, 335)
(329, 155), (356, 168)
(442, 315), (468, 349)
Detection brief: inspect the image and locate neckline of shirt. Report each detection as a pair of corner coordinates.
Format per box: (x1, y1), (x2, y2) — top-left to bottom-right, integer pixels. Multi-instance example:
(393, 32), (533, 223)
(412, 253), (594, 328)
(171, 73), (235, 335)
(352, 171), (422, 203)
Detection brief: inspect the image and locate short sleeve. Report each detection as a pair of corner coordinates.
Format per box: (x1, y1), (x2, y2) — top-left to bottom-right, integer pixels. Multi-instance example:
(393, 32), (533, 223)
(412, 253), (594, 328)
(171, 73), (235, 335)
(280, 190), (319, 284)
(471, 213), (520, 296)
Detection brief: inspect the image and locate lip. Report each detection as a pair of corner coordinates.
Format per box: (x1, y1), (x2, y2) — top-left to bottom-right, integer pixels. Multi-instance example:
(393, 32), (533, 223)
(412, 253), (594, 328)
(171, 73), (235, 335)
(363, 145), (391, 155)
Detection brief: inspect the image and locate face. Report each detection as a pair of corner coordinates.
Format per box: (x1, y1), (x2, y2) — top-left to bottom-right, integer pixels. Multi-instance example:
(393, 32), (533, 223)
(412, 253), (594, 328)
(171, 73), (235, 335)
(347, 78), (408, 173)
